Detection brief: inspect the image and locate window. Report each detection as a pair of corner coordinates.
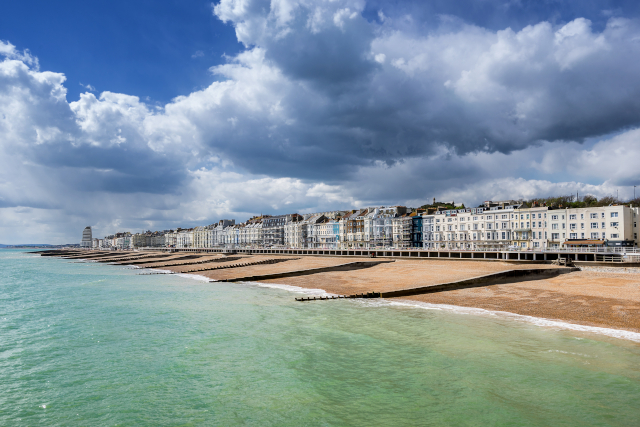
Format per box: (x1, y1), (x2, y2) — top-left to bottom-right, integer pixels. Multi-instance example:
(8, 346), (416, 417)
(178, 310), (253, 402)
(474, 224), (478, 230)
(552, 233), (559, 240)
(581, 232), (585, 238)
(534, 242), (539, 248)
(562, 223), (565, 229)
(521, 242), (526, 248)
(552, 215), (558, 220)
(436, 226), (440, 231)
(487, 223), (492, 230)
(539, 221), (542, 228)
(502, 214), (507, 219)
(591, 232), (599, 239)
(591, 222), (598, 229)
(538, 213), (542, 219)
(460, 225), (465, 231)
(501, 232), (506, 239)
(570, 233), (577, 239)
(552, 224), (558, 230)
(581, 223), (585, 229)
(569, 214), (576, 220)
(527, 214), (530, 219)
(580, 214), (584, 219)
(590, 213), (598, 219)
(611, 212), (618, 218)
(570, 223), (576, 230)
(602, 222), (605, 229)
(487, 215), (492, 220)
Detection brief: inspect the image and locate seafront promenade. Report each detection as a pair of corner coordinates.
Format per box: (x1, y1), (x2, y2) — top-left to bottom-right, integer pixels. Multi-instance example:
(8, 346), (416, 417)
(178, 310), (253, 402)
(36, 249), (640, 333)
(139, 246), (640, 264)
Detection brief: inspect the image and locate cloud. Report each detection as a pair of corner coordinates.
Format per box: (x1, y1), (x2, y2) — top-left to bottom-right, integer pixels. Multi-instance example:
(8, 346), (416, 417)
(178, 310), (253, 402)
(1, 1), (640, 243)
(191, 50), (205, 58)
(80, 82), (96, 91)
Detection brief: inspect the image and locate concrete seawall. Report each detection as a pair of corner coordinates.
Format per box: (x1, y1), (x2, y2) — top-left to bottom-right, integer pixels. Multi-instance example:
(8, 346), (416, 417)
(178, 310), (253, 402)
(380, 267), (578, 298)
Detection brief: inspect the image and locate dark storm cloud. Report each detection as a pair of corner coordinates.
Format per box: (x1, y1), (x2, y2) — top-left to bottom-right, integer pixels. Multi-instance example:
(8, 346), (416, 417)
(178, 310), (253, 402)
(206, 1), (640, 180)
(2, 0), (640, 243)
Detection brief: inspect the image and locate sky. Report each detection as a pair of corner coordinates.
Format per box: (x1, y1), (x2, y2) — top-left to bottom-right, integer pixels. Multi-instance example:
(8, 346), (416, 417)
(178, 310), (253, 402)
(1, 0), (640, 244)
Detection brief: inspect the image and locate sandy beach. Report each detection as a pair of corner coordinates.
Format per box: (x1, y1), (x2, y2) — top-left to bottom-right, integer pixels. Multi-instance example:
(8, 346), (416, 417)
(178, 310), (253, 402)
(51, 251), (640, 334)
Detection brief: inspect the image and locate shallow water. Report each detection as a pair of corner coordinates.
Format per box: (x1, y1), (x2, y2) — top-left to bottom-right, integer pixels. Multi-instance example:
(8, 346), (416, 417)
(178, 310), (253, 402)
(1, 249), (639, 426)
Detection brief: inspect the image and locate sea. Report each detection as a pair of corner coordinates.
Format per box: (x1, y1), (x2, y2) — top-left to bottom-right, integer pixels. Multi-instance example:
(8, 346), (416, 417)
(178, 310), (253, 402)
(1, 249), (640, 426)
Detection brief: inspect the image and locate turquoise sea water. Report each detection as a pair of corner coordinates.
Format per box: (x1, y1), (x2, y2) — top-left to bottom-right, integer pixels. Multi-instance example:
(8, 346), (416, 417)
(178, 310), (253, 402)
(1, 249), (640, 426)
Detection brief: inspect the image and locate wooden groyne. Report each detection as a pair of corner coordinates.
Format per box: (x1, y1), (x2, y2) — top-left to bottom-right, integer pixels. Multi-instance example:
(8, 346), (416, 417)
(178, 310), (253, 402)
(220, 260), (394, 283)
(115, 254), (206, 266)
(295, 292), (381, 301)
(137, 257), (298, 275)
(131, 256), (243, 268)
(379, 267), (578, 298)
(294, 268), (577, 301)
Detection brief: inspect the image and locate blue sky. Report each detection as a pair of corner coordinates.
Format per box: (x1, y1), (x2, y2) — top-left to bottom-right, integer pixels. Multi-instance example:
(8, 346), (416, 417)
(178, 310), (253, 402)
(1, 0), (640, 243)
(0, 0), (242, 103)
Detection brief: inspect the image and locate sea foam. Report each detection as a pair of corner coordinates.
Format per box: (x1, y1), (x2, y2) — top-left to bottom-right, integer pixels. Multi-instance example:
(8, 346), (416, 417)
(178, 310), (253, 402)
(379, 299), (640, 343)
(242, 281), (640, 343)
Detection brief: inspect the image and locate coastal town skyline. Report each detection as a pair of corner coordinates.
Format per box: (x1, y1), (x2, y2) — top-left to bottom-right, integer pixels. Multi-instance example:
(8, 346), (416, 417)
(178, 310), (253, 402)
(2, 0), (640, 245)
(82, 195), (639, 252)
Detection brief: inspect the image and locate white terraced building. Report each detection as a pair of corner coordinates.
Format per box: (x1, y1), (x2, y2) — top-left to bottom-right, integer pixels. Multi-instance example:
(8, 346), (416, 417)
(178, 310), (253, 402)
(423, 204), (639, 250)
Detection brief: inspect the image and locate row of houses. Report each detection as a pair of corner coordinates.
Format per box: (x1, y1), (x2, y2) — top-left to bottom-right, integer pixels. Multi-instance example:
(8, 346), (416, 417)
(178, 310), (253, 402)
(423, 201), (639, 250)
(93, 201), (640, 251)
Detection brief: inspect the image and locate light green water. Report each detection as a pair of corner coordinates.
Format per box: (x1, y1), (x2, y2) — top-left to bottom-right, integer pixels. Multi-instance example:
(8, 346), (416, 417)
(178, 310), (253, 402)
(1, 249), (639, 426)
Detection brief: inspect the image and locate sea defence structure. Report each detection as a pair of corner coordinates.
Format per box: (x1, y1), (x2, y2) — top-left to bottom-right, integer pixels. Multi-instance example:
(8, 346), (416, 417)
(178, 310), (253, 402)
(142, 247), (640, 265)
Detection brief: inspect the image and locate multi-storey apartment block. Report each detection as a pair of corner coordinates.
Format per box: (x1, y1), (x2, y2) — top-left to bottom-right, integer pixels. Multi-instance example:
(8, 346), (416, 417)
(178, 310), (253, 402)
(263, 214), (298, 247)
(423, 202), (639, 250)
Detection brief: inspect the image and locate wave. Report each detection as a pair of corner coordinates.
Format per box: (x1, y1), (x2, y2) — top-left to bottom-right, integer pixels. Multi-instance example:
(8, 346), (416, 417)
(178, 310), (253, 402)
(380, 299), (640, 343)
(237, 281), (640, 343)
(239, 281), (332, 296)
(175, 273), (212, 282)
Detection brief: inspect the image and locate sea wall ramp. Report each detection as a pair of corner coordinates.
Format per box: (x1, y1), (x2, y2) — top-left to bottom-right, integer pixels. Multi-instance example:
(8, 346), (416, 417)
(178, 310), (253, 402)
(219, 260), (394, 283)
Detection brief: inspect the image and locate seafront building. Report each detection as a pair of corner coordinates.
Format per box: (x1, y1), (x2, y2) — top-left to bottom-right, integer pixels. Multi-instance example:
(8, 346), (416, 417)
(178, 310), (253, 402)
(88, 200), (640, 251)
(81, 226), (92, 248)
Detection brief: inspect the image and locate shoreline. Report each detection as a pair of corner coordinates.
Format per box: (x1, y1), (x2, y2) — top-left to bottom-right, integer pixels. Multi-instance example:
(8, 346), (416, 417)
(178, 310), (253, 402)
(167, 270), (640, 343)
(39, 250), (640, 342)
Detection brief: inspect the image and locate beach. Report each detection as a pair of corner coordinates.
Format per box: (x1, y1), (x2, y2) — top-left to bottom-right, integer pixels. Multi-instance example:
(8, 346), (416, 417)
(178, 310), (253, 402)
(60, 250), (640, 335)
